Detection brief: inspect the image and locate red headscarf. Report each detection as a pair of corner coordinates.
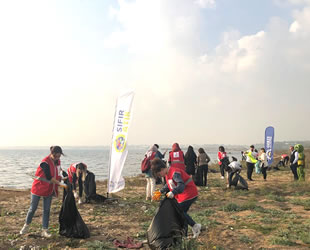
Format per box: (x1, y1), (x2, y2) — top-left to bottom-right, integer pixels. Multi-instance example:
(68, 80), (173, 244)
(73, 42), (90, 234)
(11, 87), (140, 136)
(172, 143), (181, 152)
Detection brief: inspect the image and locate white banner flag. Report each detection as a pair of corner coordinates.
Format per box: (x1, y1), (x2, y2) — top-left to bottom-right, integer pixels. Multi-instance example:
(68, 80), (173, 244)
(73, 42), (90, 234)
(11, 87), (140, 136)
(108, 90), (135, 193)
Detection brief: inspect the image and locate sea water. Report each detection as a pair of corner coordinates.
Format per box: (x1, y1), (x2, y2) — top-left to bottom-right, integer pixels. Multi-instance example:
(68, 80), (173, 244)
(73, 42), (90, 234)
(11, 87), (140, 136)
(0, 145), (246, 188)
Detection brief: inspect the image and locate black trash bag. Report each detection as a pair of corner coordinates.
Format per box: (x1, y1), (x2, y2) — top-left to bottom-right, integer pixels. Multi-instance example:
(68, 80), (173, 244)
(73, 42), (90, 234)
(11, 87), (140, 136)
(84, 171), (107, 203)
(59, 186), (90, 238)
(147, 198), (187, 250)
(230, 173), (248, 190)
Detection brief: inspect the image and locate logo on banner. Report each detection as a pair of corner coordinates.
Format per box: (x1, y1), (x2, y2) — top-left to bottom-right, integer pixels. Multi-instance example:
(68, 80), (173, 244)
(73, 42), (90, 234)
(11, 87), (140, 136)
(114, 134), (126, 152)
(266, 149), (272, 160)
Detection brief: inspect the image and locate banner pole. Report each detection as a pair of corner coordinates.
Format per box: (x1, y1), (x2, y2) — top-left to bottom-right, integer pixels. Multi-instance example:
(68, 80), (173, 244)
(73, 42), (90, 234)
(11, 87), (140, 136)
(107, 95), (119, 198)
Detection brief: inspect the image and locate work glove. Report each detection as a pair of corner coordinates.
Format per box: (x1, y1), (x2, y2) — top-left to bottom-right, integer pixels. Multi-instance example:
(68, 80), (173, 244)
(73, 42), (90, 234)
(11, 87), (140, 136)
(152, 191), (161, 201)
(73, 191), (79, 199)
(166, 191), (174, 199)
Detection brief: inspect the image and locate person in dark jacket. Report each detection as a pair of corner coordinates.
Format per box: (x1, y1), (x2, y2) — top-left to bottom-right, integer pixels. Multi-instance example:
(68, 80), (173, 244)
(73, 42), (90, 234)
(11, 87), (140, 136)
(184, 146), (197, 176)
(289, 146), (299, 181)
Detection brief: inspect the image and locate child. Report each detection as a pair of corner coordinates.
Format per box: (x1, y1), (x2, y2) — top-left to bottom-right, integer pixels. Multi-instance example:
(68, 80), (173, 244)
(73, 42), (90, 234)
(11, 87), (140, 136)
(151, 158), (201, 238)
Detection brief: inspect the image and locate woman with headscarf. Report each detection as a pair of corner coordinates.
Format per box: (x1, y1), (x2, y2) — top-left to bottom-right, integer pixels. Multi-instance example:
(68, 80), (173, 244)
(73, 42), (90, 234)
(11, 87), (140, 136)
(145, 145), (158, 201)
(184, 146), (197, 176)
(168, 143), (186, 170)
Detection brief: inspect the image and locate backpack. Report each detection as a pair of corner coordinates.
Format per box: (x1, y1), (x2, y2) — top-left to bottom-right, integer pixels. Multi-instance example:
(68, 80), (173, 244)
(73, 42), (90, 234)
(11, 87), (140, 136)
(141, 152), (156, 173)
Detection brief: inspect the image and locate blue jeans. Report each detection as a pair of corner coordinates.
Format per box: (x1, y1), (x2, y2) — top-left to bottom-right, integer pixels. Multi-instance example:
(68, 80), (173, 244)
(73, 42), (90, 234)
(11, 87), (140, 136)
(25, 194), (53, 229)
(178, 197), (197, 227)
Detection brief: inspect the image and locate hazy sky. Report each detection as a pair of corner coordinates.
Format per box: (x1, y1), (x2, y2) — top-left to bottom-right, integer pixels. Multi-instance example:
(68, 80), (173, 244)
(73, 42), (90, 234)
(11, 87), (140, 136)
(1, 0), (310, 147)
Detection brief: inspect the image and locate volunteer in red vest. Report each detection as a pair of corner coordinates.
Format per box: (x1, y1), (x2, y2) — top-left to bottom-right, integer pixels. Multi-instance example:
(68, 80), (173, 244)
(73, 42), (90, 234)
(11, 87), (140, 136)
(217, 146), (227, 179)
(151, 158), (202, 238)
(168, 143), (185, 169)
(20, 146), (67, 238)
(67, 162), (87, 204)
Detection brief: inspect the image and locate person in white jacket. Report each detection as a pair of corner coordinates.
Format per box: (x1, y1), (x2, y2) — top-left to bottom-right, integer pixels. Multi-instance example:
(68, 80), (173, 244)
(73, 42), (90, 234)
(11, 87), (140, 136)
(258, 148), (268, 181)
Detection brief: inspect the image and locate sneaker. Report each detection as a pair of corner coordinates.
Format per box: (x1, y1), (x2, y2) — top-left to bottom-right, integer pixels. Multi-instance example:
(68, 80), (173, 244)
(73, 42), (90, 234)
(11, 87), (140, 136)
(221, 176), (225, 179)
(20, 224), (29, 235)
(41, 229), (52, 238)
(192, 223), (201, 238)
(78, 198), (83, 204)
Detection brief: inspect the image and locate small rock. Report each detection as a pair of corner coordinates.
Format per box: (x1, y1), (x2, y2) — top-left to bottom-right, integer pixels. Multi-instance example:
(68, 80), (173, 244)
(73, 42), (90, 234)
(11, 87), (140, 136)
(141, 206), (147, 211)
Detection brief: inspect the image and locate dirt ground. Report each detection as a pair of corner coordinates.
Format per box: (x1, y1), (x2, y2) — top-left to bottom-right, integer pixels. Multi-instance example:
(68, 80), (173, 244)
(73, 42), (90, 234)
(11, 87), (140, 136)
(1, 151), (310, 250)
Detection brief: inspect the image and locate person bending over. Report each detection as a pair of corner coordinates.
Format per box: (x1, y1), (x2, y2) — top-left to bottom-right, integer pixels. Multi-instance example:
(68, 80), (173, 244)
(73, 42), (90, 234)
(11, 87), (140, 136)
(68, 162), (87, 204)
(226, 157), (242, 188)
(151, 158), (202, 238)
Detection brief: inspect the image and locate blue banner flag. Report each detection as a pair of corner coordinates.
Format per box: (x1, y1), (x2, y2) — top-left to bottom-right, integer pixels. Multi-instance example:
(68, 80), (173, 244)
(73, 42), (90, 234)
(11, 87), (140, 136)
(265, 126), (275, 165)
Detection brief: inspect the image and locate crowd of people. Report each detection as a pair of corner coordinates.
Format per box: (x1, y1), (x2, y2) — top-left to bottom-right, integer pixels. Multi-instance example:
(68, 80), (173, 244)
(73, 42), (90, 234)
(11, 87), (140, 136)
(19, 146), (102, 238)
(19, 143), (306, 240)
(143, 142), (307, 239)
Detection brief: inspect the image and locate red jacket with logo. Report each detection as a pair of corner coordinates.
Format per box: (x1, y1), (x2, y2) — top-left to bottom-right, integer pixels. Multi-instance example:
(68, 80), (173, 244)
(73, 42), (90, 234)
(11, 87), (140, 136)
(165, 166), (198, 203)
(169, 150), (185, 169)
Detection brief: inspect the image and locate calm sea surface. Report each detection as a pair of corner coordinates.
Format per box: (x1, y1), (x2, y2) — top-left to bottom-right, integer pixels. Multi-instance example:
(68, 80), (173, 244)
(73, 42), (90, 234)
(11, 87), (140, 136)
(0, 145), (245, 188)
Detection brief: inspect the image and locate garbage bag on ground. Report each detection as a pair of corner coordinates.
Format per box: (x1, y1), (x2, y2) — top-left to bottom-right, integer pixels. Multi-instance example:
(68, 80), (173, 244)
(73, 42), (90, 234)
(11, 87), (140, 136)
(59, 185), (90, 238)
(84, 171), (107, 203)
(147, 198), (187, 250)
(230, 173), (248, 190)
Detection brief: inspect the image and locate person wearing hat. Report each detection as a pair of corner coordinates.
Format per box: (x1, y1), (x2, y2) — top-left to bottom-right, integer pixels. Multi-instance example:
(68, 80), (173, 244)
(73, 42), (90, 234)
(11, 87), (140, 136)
(20, 146), (67, 238)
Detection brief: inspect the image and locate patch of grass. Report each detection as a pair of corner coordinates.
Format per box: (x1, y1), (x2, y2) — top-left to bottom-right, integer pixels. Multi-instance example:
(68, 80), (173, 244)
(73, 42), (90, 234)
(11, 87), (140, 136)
(210, 178), (223, 188)
(237, 222), (276, 235)
(290, 198), (310, 210)
(171, 238), (199, 250)
(195, 208), (216, 217)
(270, 229), (297, 246)
(192, 210), (220, 228)
(221, 201), (263, 212)
(267, 194), (287, 202)
(230, 215), (241, 221)
(222, 203), (240, 212)
(239, 235), (254, 244)
(205, 219), (221, 228)
(260, 216), (277, 224)
(65, 238), (80, 248)
(83, 240), (115, 250)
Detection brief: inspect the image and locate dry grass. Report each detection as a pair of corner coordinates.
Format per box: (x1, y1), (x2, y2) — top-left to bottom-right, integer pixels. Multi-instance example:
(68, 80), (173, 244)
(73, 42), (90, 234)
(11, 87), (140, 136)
(0, 149), (310, 250)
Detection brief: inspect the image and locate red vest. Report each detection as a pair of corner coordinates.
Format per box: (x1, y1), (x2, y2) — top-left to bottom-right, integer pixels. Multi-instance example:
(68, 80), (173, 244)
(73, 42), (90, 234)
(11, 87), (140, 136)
(169, 150), (185, 169)
(67, 162), (87, 183)
(165, 166), (198, 203)
(67, 163), (78, 183)
(31, 155), (61, 197)
(218, 152), (227, 165)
